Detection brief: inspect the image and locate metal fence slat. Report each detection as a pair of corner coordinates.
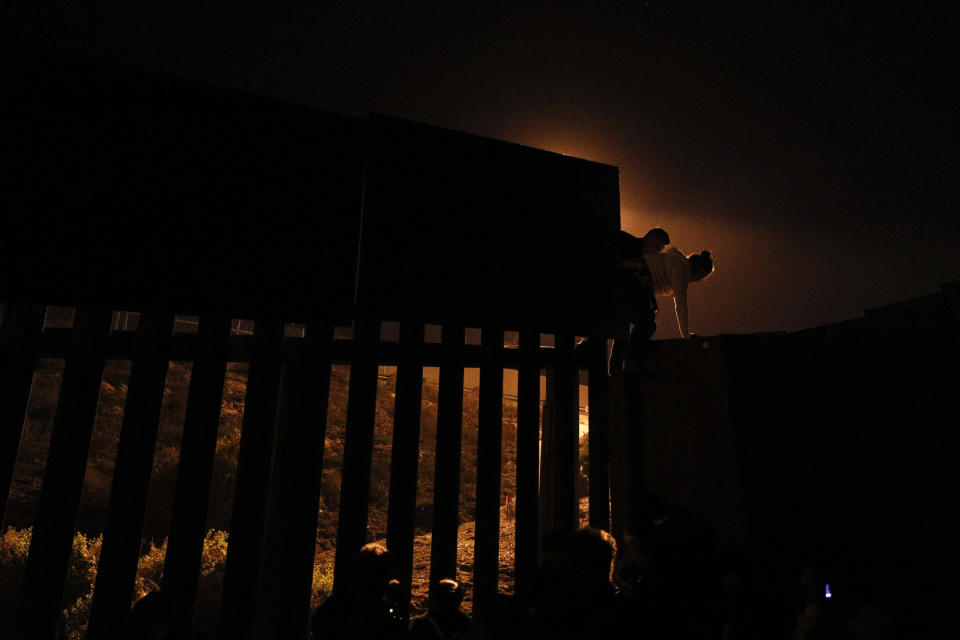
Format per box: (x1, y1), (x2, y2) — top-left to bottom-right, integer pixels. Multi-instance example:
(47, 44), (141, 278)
(86, 312), (175, 638)
(219, 319), (286, 640)
(472, 327), (503, 629)
(385, 320), (424, 621)
(265, 322), (335, 639)
(429, 324), (464, 587)
(17, 307), (112, 640)
(161, 316), (231, 636)
(0, 304), (45, 532)
(514, 329), (540, 599)
(539, 333), (578, 538)
(332, 318), (380, 592)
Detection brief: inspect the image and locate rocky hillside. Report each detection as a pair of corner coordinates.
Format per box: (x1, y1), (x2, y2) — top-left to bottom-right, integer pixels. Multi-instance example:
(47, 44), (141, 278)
(6, 357), (530, 549)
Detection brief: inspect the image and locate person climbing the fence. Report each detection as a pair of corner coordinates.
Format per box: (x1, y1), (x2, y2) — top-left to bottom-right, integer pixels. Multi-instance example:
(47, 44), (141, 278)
(608, 228), (669, 373)
(645, 246), (714, 339)
(620, 227), (671, 258)
(609, 230), (714, 372)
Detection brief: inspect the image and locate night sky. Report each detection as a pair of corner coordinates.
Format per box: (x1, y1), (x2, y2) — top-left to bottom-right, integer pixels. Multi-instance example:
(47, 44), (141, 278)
(4, 2), (957, 336)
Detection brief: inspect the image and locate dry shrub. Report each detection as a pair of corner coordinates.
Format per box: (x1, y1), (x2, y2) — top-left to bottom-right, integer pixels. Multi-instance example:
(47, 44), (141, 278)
(0, 527), (231, 639)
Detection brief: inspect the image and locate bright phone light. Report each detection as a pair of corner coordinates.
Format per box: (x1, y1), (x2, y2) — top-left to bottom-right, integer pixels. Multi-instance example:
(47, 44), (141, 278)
(825, 583), (832, 599)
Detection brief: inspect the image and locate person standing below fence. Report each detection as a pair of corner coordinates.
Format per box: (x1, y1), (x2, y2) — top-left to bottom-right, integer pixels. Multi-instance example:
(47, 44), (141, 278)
(409, 578), (472, 640)
(310, 543), (406, 640)
(533, 527), (637, 638)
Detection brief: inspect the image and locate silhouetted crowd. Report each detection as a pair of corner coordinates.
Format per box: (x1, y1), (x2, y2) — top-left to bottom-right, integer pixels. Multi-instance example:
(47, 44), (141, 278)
(120, 505), (896, 640)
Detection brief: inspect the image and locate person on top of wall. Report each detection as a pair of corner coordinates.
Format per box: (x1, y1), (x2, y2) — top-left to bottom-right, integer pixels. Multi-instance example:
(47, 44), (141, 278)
(642, 247), (714, 340)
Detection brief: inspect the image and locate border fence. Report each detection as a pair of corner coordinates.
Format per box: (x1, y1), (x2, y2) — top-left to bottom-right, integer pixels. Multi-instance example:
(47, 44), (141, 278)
(3, 41), (957, 640)
(0, 304), (612, 639)
(39, 306), (263, 336)
(0, 44), (620, 640)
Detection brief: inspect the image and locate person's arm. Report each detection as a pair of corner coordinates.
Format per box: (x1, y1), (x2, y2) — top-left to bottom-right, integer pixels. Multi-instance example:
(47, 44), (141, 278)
(671, 266), (691, 338)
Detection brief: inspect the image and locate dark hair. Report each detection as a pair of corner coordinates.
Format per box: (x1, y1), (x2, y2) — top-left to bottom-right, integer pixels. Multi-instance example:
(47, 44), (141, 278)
(688, 250), (714, 277)
(569, 527), (617, 581)
(349, 543), (395, 589)
(644, 228), (670, 245)
(429, 578), (464, 610)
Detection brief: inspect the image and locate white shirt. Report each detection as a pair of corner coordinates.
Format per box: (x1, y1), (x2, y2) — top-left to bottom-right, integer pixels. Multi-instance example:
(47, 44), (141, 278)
(643, 247), (692, 338)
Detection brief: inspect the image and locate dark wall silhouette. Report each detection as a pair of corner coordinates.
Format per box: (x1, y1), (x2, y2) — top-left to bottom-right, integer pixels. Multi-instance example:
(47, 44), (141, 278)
(1, 42), (363, 322)
(1, 42), (620, 333)
(360, 114), (620, 332)
(638, 282), (957, 635)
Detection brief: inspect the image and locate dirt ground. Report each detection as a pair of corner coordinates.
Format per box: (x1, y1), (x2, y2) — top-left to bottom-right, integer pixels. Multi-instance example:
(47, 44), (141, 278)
(315, 497), (590, 617)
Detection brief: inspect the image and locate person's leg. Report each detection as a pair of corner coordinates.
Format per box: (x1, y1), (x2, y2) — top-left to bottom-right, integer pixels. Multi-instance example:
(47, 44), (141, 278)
(609, 322), (631, 374)
(623, 288), (657, 369)
(625, 307), (656, 365)
(606, 268), (641, 375)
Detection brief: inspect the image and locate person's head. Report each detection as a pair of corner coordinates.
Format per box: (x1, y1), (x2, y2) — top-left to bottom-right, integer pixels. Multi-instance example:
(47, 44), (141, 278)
(349, 543), (395, 597)
(384, 578), (406, 623)
(569, 527), (617, 582)
(688, 250), (714, 281)
(641, 228), (670, 254)
(429, 578), (464, 613)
